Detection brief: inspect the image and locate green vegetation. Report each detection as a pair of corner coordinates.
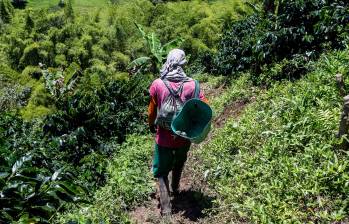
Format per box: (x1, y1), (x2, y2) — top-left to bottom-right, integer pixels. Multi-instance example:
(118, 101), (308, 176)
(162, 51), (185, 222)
(197, 49), (349, 222)
(56, 135), (154, 223)
(26, 0), (108, 11)
(0, 0), (252, 222)
(214, 0), (349, 83)
(1, 0), (349, 223)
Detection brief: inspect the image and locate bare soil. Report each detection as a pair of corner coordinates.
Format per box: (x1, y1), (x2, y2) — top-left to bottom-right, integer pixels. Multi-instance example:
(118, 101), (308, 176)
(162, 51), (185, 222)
(213, 96), (256, 129)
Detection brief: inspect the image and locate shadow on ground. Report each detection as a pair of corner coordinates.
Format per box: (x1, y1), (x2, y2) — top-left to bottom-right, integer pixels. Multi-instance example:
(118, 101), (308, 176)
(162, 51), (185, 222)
(171, 189), (214, 221)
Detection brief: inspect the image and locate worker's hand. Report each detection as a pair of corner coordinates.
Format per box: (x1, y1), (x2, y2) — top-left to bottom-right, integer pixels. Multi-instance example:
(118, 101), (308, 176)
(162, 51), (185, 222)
(150, 125), (157, 134)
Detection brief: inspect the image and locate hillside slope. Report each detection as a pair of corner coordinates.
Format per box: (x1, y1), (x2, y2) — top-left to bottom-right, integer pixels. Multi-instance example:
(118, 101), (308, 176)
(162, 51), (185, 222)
(196, 49), (349, 223)
(1, 1), (349, 223)
(57, 48), (349, 223)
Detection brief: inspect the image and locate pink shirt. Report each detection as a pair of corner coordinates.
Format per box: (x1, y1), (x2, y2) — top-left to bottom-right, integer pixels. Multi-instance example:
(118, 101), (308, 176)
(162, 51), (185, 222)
(149, 78), (205, 148)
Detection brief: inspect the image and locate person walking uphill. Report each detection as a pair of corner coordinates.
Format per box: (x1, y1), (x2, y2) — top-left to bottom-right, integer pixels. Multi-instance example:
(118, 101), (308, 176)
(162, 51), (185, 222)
(148, 49), (208, 216)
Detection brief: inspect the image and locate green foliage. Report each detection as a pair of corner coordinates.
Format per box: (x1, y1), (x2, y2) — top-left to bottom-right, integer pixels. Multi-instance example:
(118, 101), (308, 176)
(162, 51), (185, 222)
(0, 75), (29, 112)
(0, 113), (86, 223)
(7, 0), (348, 223)
(0, 64), (29, 112)
(150, 0), (251, 59)
(0, 0), (250, 222)
(45, 73), (150, 143)
(127, 23), (182, 74)
(3, 7), (145, 73)
(21, 103), (54, 120)
(19, 43), (43, 68)
(54, 54), (67, 67)
(41, 66), (81, 98)
(2, 0), (251, 76)
(0, 0), (14, 23)
(215, 0), (349, 79)
(56, 135), (154, 224)
(20, 83), (55, 120)
(58, 0), (65, 7)
(257, 54), (310, 85)
(198, 49), (349, 222)
(22, 66), (42, 79)
(30, 82), (54, 106)
(64, 0), (74, 20)
(4, 36), (27, 69)
(0, 155), (86, 223)
(27, 0), (108, 10)
(214, 14), (265, 75)
(111, 51), (130, 71)
(0, 63), (19, 79)
(1, 71), (152, 221)
(24, 10), (34, 32)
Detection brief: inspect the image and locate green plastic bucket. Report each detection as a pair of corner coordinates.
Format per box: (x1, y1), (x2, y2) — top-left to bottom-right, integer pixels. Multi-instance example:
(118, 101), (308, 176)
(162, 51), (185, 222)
(171, 98), (212, 144)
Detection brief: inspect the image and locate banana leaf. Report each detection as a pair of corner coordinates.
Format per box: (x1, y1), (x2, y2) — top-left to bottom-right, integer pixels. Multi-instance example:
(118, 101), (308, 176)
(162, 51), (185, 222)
(127, 57), (151, 70)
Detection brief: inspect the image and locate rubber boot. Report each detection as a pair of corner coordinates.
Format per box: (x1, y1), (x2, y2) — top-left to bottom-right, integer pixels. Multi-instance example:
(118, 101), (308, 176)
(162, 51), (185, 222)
(171, 166), (183, 197)
(158, 176), (171, 216)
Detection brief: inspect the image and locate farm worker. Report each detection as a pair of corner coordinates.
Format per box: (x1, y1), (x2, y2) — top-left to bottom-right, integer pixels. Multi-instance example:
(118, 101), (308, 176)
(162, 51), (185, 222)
(148, 49), (208, 215)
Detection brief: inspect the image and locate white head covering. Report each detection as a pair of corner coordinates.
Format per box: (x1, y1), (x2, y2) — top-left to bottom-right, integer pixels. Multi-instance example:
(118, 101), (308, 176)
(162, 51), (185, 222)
(160, 49), (191, 82)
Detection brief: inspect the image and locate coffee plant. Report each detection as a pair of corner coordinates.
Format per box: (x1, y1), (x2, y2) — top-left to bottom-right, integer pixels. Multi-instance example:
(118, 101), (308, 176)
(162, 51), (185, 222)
(215, 0), (349, 80)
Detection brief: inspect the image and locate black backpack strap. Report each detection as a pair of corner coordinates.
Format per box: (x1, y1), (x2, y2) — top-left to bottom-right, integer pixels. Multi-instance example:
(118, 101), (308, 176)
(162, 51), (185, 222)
(194, 80), (200, 99)
(162, 80), (184, 99)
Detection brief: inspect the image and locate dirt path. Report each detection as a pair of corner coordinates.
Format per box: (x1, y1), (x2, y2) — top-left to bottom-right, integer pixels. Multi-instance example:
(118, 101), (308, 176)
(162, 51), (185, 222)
(129, 83), (253, 224)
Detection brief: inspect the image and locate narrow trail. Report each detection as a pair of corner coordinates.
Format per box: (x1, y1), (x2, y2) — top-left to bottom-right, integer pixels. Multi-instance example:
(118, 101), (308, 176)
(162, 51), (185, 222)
(129, 83), (253, 224)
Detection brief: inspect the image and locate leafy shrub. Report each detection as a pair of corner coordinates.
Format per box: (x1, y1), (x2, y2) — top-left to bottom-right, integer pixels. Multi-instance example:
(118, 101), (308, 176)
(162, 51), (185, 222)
(22, 66), (42, 79)
(66, 40), (89, 68)
(215, 0), (349, 79)
(0, 113), (86, 223)
(0, 75), (29, 112)
(24, 9), (34, 32)
(45, 73), (150, 144)
(111, 51), (130, 71)
(1, 70), (151, 222)
(0, 0), (14, 23)
(2, 0), (251, 74)
(21, 103), (54, 120)
(0, 63), (19, 79)
(0, 155), (86, 223)
(19, 43), (43, 68)
(20, 83), (55, 120)
(4, 36), (26, 69)
(56, 135), (154, 224)
(28, 83), (54, 108)
(36, 11), (66, 34)
(64, 0), (74, 20)
(91, 45), (108, 61)
(54, 54), (68, 67)
(214, 14), (267, 75)
(256, 54), (311, 85)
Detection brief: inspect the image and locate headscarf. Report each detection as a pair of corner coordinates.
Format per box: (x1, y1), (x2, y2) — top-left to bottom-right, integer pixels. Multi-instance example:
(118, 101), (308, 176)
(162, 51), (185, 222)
(160, 49), (192, 82)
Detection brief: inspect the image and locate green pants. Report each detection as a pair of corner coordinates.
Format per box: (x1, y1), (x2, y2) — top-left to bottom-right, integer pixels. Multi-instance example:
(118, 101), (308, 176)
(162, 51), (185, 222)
(152, 144), (190, 178)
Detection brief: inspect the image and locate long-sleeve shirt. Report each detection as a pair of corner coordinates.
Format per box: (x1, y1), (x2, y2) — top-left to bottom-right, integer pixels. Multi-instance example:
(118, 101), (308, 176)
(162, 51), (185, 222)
(148, 78), (208, 148)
